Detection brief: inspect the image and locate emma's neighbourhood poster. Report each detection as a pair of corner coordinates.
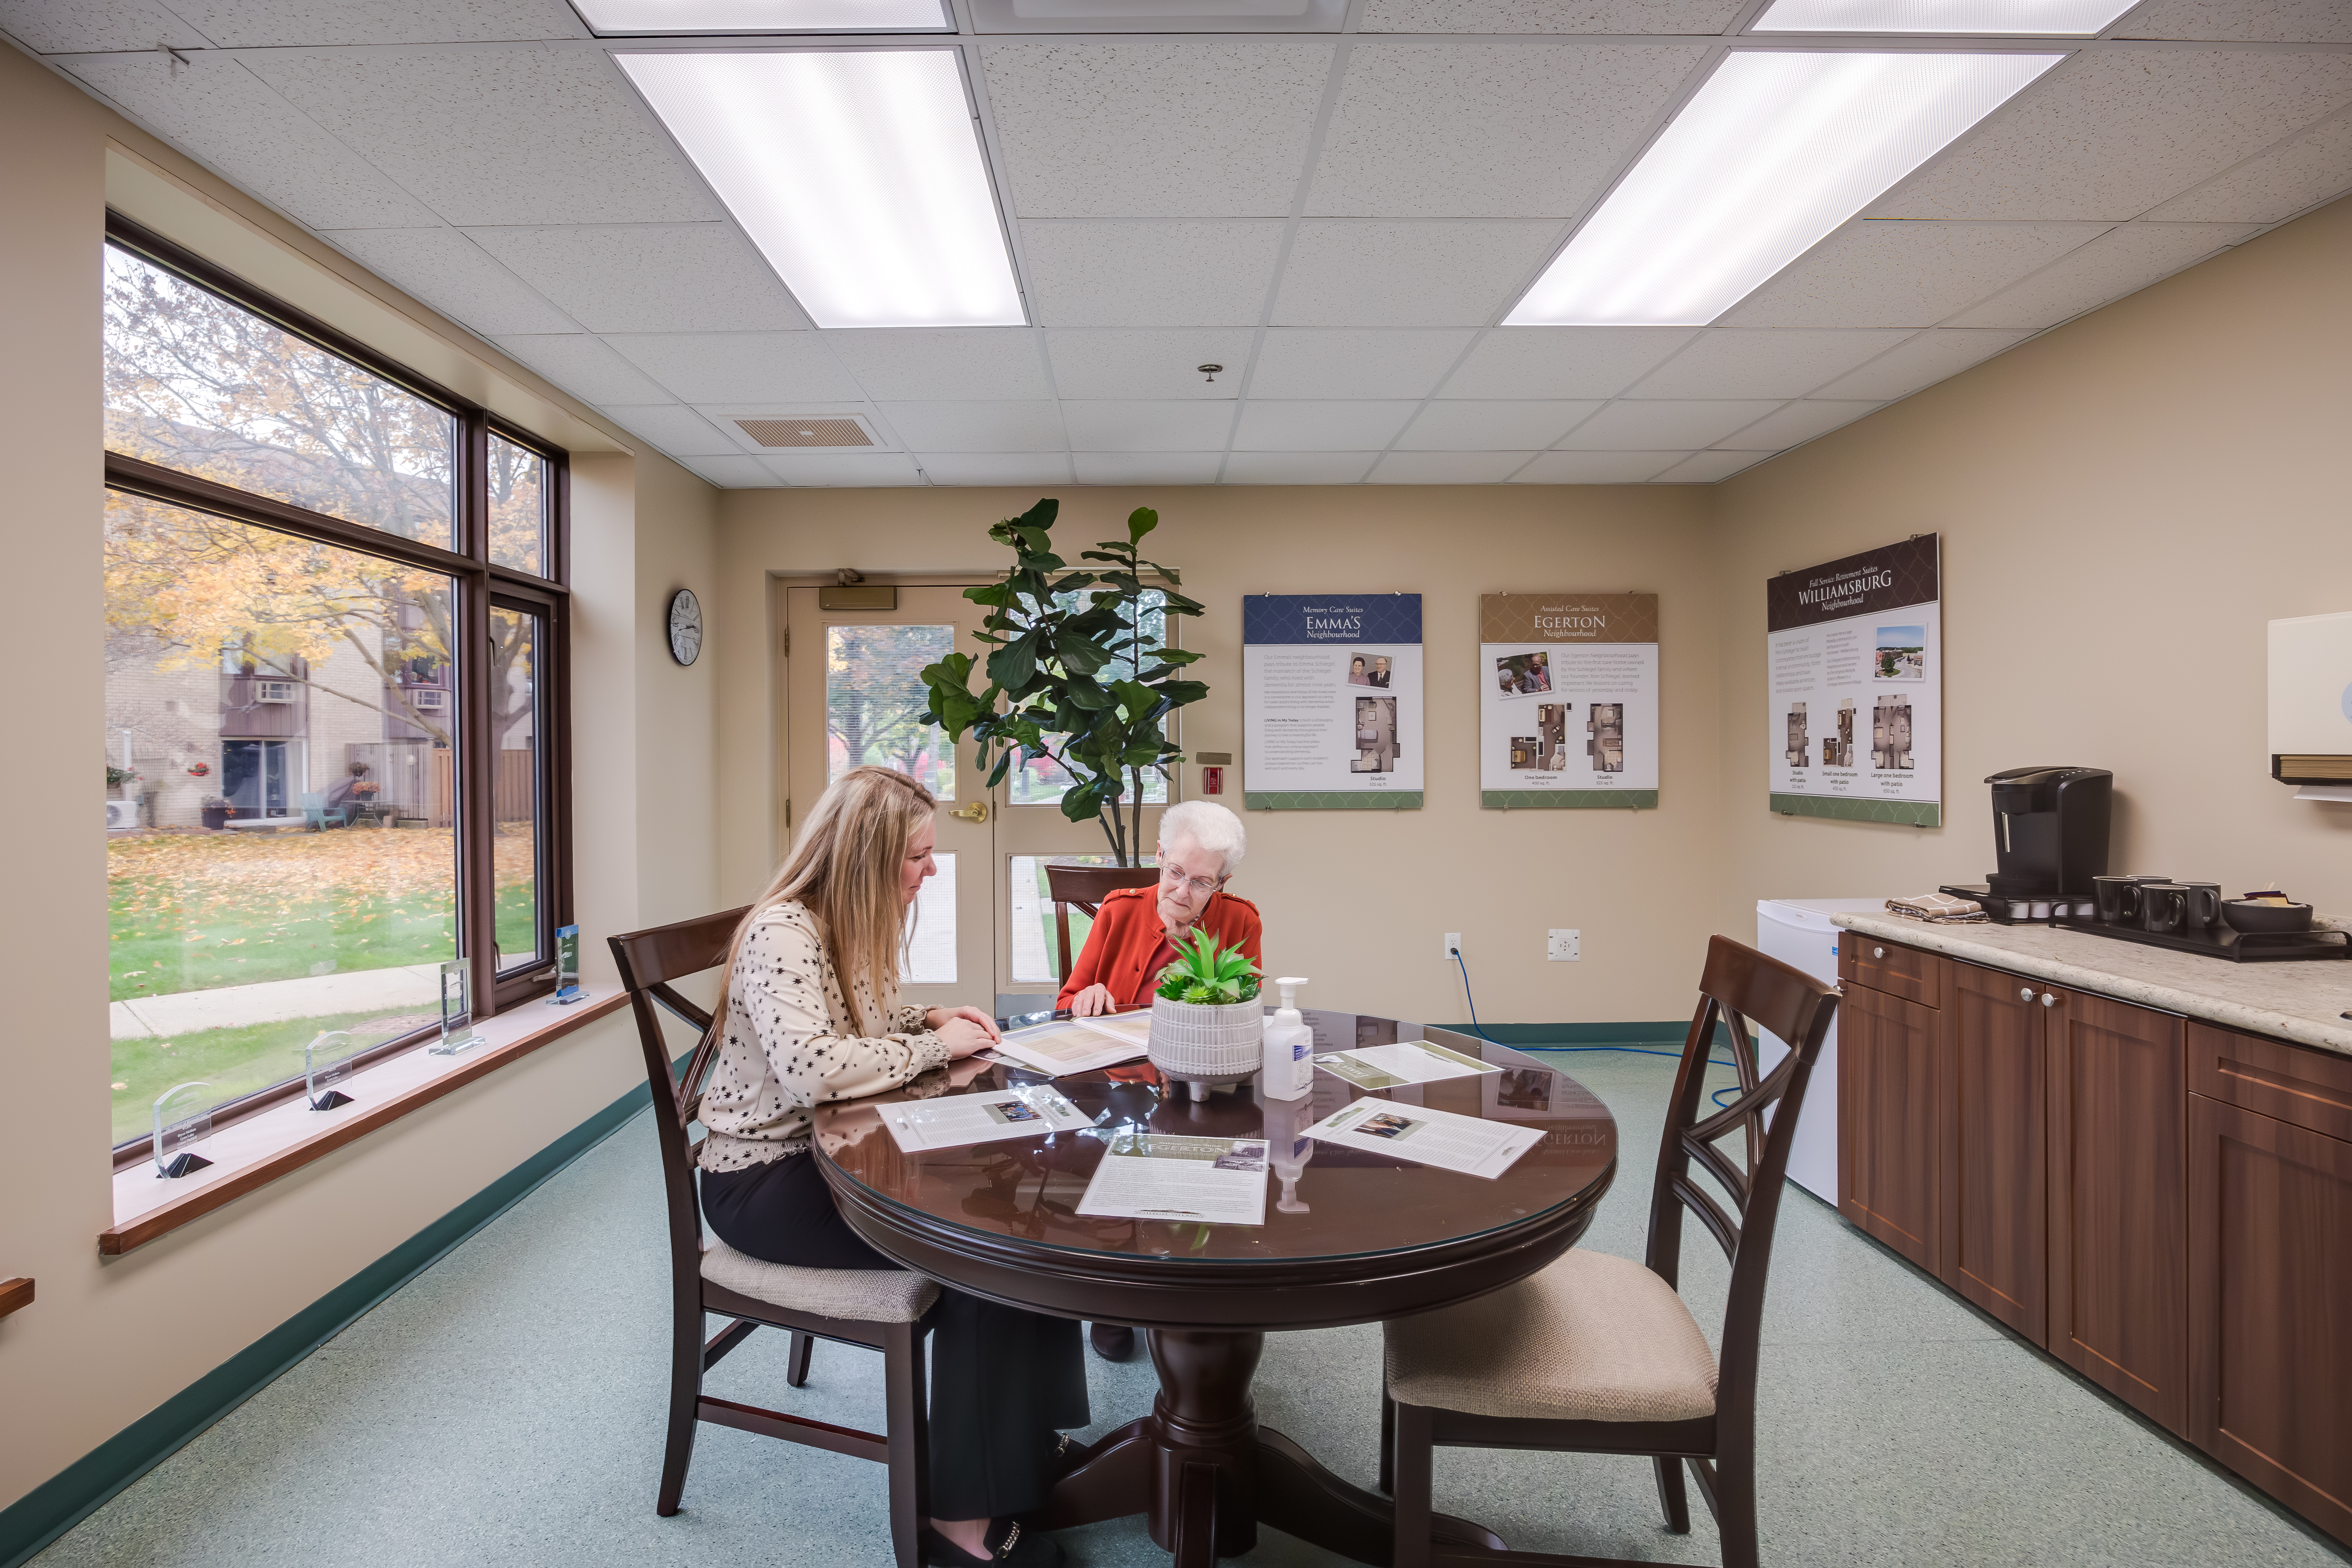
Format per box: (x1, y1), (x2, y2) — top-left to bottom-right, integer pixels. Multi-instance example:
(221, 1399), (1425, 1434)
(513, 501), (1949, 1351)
(1243, 594), (1424, 810)
(1479, 594), (1659, 809)
(1767, 535), (1942, 827)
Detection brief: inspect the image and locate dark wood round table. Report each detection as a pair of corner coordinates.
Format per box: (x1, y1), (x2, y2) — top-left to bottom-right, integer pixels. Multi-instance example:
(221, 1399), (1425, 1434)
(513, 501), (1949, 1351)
(814, 1010), (1617, 1568)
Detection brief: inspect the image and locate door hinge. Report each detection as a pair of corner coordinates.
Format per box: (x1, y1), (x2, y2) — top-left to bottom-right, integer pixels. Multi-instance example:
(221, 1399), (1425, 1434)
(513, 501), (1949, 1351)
(781, 626), (790, 656)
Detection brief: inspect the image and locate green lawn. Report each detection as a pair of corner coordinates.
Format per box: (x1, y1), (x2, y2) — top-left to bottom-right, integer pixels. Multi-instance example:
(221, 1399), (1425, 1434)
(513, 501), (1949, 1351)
(110, 1004), (439, 1144)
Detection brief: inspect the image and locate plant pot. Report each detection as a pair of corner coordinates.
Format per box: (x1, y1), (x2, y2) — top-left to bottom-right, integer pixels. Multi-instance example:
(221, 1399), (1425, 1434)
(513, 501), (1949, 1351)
(1148, 996), (1264, 1090)
(201, 806), (229, 830)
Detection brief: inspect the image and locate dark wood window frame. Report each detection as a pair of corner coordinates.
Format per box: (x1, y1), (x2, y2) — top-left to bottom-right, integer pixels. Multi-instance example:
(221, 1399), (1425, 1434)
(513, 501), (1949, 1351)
(103, 213), (574, 1172)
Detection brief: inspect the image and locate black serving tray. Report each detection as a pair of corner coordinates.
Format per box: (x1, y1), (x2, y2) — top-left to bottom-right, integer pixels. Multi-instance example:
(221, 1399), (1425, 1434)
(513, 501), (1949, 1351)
(2049, 918), (2350, 963)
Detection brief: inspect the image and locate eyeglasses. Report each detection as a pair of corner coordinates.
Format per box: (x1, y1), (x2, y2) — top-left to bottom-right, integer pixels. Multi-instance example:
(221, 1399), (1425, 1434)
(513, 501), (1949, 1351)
(1158, 861), (1222, 898)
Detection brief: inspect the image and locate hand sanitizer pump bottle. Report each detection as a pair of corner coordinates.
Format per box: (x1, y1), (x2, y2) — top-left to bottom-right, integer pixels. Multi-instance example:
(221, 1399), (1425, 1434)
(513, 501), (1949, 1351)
(1262, 977), (1313, 1102)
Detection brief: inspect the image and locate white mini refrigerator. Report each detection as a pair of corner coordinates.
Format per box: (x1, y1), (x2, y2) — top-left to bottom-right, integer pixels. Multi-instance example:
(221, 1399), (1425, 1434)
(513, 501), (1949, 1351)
(1754, 898), (1888, 1205)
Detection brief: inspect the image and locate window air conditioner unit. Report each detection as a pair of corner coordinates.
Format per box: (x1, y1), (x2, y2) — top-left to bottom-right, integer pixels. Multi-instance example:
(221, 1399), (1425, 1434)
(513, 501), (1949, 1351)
(255, 679), (298, 703)
(2268, 610), (2352, 800)
(410, 688), (450, 712)
(106, 800), (139, 829)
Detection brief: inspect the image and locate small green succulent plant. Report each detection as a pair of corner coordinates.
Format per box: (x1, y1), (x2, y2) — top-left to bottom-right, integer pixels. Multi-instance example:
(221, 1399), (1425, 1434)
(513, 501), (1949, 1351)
(1155, 929), (1262, 1007)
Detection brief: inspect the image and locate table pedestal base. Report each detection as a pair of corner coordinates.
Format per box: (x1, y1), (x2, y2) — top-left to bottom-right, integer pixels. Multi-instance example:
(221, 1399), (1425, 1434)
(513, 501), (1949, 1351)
(1037, 1328), (1505, 1567)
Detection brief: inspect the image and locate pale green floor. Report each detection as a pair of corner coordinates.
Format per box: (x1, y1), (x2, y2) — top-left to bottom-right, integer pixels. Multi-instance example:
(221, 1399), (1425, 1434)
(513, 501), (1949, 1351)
(35, 1051), (2347, 1568)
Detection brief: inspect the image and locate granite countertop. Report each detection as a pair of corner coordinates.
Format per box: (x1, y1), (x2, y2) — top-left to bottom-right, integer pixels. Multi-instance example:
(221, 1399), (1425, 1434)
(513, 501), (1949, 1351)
(1832, 910), (2352, 1058)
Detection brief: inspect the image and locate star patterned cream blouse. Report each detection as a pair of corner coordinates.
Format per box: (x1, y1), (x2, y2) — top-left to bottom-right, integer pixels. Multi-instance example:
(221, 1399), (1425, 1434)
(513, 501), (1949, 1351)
(697, 901), (950, 1172)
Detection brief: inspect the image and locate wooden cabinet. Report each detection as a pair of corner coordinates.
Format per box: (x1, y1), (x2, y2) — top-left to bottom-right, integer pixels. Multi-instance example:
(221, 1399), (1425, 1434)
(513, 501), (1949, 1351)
(1939, 964), (2048, 1343)
(1838, 977), (1940, 1270)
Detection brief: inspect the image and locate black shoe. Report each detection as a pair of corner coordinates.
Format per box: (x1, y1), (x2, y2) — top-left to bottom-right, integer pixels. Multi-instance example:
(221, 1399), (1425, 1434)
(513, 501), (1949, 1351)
(921, 1518), (1065, 1566)
(1088, 1322), (1135, 1361)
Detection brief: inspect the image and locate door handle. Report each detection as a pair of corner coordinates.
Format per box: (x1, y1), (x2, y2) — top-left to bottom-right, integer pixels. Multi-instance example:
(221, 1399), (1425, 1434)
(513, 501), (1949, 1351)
(948, 802), (987, 824)
(2041, 992), (2058, 1007)
(2021, 986), (2036, 1001)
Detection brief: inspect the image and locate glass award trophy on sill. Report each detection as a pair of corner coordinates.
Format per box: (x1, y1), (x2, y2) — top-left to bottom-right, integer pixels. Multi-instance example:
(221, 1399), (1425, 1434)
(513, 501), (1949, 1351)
(547, 924), (584, 1005)
(153, 1081), (215, 1178)
(306, 1029), (358, 1110)
(428, 959), (487, 1057)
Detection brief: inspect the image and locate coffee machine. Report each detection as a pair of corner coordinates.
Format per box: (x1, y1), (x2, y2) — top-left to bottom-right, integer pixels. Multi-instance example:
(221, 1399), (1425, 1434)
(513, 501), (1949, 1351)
(1941, 766), (2111, 920)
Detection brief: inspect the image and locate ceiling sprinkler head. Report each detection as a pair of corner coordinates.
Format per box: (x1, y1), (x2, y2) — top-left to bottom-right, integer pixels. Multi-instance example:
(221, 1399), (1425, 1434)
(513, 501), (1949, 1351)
(1197, 363), (1223, 382)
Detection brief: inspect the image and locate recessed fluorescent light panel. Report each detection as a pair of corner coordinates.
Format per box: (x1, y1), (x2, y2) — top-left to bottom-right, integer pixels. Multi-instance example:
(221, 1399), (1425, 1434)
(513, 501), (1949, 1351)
(618, 50), (1024, 329)
(1505, 50), (2060, 328)
(578, 0), (948, 33)
(1751, 0), (2134, 32)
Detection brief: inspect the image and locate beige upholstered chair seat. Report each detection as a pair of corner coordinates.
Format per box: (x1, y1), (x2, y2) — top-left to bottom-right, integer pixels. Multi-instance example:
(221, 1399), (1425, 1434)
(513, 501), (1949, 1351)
(1386, 1250), (1717, 1424)
(700, 1238), (939, 1324)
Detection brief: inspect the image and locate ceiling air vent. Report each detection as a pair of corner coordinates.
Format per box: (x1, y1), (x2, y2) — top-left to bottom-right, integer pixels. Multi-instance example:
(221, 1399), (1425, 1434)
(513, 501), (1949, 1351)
(737, 418), (874, 449)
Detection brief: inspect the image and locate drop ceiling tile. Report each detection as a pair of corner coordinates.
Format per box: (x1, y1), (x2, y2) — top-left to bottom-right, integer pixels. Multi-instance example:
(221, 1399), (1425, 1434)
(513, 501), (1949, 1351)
(1306, 41), (1703, 219)
(0, 0), (210, 51)
(764, 452), (925, 487)
(1220, 451), (1380, 483)
(1556, 400), (1782, 450)
(1394, 401), (1601, 451)
(979, 41), (1336, 219)
(246, 49), (721, 227)
(1231, 401), (1421, 450)
(1652, 450), (1771, 483)
(1061, 402), (1237, 452)
(464, 225), (808, 334)
(63, 56), (438, 229)
(1710, 400), (1883, 450)
(169, 0), (584, 45)
(1073, 452), (1227, 485)
(2118, 1), (2352, 42)
(1366, 450), (1539, 483)
(1045, 330), (1257, 399)
(1359, 0), (1744, 30)
(1511, 450), (1690, 483)
(880, 402), (1066, 452)
(1247, 330), (1477, 399)
(1273, 222), (1563, 327)
(1809, 329), (2035, 399)
(676, 453), (783, 488)
(1872, 48), (2352, 222)
(1438, 327), (1698, 399)
(2147, 109), (2352, 221)
(322, 228), (575, 335)
(1947, 222), (2259, 329)
(1726, 222), (2113, 329)
(602, 405), (743, 458)
(1021, 221), (1286, 328)
(606, 333), (860, 403)
(1631, 330), (1917, 399)
(490, 333), (674, 403)
(918, 453), (1076, 486)
(820, 330), (1052, 402)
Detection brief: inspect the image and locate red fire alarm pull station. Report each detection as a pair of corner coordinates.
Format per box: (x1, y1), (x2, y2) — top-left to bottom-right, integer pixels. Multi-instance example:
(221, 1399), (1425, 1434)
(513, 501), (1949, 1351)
(1202, 766), (1223, 796)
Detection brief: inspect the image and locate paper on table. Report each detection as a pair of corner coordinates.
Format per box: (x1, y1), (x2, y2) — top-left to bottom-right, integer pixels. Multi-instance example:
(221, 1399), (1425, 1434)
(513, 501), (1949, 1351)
(991, 1019), (1148, 1078)
(1076, 1133), (1269, 1226)
(1072, 1010), (1155, 1048)
(880, 1084), (1095, 1154)
(1313, 1039), (1501, 1091)
(1307, 1096), (1542, 1180)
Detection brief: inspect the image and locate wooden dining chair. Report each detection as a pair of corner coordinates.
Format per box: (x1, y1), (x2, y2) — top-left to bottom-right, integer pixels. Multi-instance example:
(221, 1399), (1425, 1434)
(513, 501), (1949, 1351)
(610, 908), (942, 1568)
(1380, 934), (1840, 1568)
(1042, 863), (1159, 979)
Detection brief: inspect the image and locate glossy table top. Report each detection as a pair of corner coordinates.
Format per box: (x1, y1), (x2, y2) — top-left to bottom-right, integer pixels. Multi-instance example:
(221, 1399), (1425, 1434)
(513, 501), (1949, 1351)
(812, 1009), (1617, 1272)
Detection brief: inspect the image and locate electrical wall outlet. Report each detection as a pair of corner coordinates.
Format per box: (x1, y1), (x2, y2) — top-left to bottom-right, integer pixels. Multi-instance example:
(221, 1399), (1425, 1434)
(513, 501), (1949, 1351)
(1548, 929), (1581, 962)
(1443, 932), (1463, 960)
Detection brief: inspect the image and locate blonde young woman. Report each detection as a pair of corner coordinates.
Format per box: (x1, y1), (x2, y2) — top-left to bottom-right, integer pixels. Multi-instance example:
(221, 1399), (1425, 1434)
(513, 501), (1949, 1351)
(697, 767), (1084, 1568)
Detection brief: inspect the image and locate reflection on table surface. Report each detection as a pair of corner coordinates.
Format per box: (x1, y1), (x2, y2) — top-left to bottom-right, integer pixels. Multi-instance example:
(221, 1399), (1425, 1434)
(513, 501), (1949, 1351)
(813, 1010), (1616, 1267)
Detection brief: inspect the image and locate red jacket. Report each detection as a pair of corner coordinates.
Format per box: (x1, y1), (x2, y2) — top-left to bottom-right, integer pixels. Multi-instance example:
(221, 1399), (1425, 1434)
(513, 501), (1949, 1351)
(1054, 886), (1264, 1012)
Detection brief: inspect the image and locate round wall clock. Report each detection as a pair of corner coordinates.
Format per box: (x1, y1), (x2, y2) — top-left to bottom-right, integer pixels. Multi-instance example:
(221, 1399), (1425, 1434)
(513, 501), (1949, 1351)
(667, 588), (703, 666)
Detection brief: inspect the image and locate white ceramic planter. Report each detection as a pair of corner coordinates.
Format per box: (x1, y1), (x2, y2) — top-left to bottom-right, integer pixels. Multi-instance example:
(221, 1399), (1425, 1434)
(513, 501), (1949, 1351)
(1147, 996), (1265, 1086)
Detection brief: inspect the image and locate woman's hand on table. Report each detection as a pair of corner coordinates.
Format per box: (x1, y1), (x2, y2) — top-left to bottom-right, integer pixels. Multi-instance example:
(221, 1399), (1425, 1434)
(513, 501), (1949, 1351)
(1068, 983), (1117, 1018)
(925, 1006), (1002, 1059)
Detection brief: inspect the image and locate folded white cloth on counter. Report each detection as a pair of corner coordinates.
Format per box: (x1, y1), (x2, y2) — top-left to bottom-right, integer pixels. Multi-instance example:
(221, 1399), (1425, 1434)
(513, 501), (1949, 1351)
(1885, 894), (1989, 924)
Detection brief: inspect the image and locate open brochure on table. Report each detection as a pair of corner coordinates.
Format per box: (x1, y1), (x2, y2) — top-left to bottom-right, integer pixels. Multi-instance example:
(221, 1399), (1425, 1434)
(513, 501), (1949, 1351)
(1307, 1097), (1542, 1180)
(1072, 1009), (1155, 1049)
(1313, 1039), (1501, 1091)
(989, 1018), (1149, 1078)
(879, 1084), (1095, 1154)
(1076, 1132), (1268, 1226)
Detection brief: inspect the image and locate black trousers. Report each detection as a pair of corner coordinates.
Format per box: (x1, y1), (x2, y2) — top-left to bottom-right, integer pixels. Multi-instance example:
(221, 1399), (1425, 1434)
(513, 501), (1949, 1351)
(701, 1152), (1089, 1521)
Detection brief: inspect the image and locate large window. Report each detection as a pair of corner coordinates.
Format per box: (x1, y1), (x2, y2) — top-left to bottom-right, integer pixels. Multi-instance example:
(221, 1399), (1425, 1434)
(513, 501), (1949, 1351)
(103, 218), (568, 1158)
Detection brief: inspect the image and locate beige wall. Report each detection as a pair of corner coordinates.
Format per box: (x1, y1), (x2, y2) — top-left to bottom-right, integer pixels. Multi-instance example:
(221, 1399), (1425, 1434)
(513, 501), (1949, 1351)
(718, 486), (1726, 1027)
(0, 41), (720, 1515)
(1708, 195), (2352, 944)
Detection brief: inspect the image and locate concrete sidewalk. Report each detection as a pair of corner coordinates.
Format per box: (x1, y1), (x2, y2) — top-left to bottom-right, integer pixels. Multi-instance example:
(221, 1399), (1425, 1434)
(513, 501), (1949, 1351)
(110, 964), (444, 1039)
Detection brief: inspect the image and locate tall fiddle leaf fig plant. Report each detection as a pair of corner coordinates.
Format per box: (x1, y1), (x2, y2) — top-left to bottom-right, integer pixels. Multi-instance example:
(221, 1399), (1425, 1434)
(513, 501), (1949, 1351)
(919, 499), (1205, 865)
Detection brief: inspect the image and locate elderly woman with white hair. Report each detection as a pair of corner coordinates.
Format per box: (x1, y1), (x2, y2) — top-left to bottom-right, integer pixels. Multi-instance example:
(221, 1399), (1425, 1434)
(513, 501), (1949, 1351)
(1055, 799), (1261, 1019)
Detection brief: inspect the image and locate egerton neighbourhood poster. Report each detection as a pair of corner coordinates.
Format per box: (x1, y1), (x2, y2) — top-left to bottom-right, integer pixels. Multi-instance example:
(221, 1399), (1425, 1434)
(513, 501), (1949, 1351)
(1242, 594), (1423, 810)
(1479, 594), (1660, 809)
(1767, 535), (1942, 827)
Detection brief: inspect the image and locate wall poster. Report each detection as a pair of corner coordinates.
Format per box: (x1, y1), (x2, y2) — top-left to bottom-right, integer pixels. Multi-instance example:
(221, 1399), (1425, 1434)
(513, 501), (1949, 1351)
(1243, 594), (1423, 810)
(1766, 534), (1942, 827)
(1479, 594), (1660, 809)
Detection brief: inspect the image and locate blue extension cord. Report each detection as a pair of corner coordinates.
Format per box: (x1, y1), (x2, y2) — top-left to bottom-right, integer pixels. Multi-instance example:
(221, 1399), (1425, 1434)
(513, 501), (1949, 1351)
(1452, 947), (1744, 1107)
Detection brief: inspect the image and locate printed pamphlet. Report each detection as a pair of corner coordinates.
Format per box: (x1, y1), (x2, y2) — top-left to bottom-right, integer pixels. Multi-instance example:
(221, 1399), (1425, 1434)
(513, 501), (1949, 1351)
(1313, 1039), (1502, 1090)
(1307, 1097), (1542, 1180)
(880, 1085), (1095, 1154)
(991, 1019), (1150, 1078)
(1076, 1133), (1269, 1226)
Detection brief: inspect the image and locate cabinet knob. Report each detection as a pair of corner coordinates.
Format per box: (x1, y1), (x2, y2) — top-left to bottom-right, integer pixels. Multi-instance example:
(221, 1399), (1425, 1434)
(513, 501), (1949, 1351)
(2041, 992), (2058, 1007)
(2021, 986), (2036, 1001)
(1872, 946), (1885, 959)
